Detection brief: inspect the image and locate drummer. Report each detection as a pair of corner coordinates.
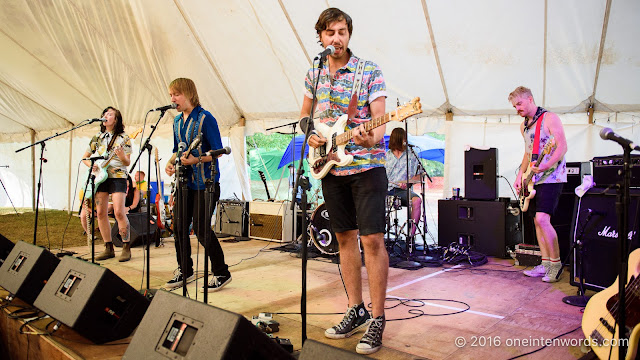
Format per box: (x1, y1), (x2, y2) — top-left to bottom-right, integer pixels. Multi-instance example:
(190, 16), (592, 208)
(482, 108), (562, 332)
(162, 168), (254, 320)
(385, 128), (422, 237)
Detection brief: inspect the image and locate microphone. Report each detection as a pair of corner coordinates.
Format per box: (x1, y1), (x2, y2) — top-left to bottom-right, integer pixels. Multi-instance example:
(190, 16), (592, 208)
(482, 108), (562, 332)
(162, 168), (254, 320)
(316, 45), (335, 61)
(90, 118), (107, 123)
(599, 127), (640, 151)
(83, 156), (107, 161)
(403, 142), (417, 148)
(587, 208), (606, 217)
(186, 135), (201, 154)
(176, 142), (187, 160)
(150, 103), (177, 112)
(205, 146), (232, 157)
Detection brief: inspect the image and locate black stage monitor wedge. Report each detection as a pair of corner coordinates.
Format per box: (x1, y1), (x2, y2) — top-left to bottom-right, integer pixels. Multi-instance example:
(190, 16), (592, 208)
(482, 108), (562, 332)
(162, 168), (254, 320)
(299, 339), (367, 359)
(0, 232), (15, 265)
(123, 290), (293, 360)
(0, 241), (59, 305)
(33, 256), (150, 344)
(464, 147), (498, 200)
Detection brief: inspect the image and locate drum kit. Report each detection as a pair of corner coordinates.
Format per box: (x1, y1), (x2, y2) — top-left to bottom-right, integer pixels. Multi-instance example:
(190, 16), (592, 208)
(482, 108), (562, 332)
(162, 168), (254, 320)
(302, 179), (427, 257)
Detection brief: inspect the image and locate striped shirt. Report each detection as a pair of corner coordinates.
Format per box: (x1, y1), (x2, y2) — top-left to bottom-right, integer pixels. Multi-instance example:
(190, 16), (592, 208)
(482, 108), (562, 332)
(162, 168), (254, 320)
(304, 52), (387, 176)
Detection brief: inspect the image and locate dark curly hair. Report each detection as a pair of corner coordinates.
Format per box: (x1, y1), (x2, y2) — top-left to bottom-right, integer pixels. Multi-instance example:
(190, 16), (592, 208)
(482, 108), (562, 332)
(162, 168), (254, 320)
(315, 8), (352, 44)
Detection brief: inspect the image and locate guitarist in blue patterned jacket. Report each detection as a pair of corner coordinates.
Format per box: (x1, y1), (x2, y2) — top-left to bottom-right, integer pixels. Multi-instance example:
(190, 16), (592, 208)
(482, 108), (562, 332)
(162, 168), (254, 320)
(303, 8), (388, 355)
(81, 106), (133, 262)
(164, 78), (231, 293)
(511, 86), (568, 283)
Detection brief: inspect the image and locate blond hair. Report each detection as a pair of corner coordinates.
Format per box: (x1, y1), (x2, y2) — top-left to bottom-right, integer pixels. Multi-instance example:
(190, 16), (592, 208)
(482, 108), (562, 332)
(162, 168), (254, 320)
(508, 86), (534, 103)
(169, 78), (200, 108)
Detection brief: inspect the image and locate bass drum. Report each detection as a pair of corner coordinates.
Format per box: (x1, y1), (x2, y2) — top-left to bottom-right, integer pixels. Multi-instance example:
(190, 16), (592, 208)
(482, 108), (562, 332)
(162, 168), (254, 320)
(310, 203), (338, 255)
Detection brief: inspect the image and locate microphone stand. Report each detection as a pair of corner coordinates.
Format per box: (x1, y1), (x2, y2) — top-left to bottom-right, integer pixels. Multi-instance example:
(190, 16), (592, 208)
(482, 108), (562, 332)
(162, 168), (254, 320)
(266, 120), (299, 249)
(562, 210), (595, 307)
(614, 146), (632, 358)
(15, 119), (99, 246)
(174, 151), (190, 297)
(396, 120), (420, 269)
(130, 109), (168, 291)
(408, 144), (433, 261)
(293, 54), (324, 345)
(79, 157), (101, 263)
(202, 161), (218, 303)
(0, 166), (18, 215)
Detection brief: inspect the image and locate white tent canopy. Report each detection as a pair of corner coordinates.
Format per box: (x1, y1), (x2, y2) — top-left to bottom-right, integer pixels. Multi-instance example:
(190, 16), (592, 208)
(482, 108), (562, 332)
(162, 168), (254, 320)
(1, 0), (639, 210)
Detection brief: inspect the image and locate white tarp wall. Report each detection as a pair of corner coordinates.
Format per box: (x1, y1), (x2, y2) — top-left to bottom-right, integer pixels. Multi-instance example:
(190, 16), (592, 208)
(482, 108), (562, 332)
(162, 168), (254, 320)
(0, 0), (639, 209)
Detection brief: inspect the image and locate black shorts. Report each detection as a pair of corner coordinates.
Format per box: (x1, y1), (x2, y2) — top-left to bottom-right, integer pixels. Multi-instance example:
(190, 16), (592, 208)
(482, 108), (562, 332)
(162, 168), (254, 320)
(530, 182), (564, 215)
(321, 167), (388, 236)
(96, 178), (127, 194)
(387, 187), (419, 207)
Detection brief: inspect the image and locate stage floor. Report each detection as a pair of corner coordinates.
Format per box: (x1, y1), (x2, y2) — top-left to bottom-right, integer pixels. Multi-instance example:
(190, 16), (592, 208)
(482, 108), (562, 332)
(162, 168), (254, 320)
(1, 235), (594, 359)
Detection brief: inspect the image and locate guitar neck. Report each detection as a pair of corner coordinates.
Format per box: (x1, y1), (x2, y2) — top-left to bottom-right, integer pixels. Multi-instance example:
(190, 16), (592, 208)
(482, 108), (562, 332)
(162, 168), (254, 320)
(336, 113), (391, 145)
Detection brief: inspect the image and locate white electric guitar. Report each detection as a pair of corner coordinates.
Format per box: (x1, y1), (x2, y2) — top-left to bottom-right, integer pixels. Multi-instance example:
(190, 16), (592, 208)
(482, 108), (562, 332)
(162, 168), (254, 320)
(308, 97), (422, 180)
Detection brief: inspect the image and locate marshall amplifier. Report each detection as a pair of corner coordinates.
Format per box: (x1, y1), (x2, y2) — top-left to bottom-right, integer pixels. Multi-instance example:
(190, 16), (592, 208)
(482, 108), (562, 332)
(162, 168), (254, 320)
(591, 154), (640, 188)
(570, 187), (640, 291)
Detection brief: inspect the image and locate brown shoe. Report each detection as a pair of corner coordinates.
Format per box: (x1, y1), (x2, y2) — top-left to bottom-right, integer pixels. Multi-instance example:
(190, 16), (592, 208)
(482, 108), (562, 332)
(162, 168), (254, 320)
(96, 242), (115, 260)
(118, 242), (131, 262)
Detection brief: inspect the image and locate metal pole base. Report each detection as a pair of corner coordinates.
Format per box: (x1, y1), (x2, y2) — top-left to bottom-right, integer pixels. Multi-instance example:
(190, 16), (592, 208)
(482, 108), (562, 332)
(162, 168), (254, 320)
(562, 295), (590, 307)
(396, 260), (421, 269)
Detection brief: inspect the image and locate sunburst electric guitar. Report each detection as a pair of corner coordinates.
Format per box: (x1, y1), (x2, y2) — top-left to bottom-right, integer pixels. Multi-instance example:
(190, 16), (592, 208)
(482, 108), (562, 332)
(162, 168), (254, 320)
(519, 138), (555, 212)
(308, 97), (422, 180)
(154, 146), (168, 231)
(582, 248), (640, 360)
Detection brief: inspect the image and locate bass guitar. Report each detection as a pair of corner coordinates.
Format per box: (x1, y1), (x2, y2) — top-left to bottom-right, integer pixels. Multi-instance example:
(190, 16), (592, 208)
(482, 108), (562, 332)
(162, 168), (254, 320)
(519, 138), (555, 212)
(582, 248), (640, 359)
(154, 146), (168, 230)
(307, 97), (422, 180)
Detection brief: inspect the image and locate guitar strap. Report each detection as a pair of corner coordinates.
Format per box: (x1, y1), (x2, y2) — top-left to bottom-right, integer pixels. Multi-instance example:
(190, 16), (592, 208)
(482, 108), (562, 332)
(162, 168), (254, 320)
(530, 112), (545, 163)
(351, 59), (366, 103)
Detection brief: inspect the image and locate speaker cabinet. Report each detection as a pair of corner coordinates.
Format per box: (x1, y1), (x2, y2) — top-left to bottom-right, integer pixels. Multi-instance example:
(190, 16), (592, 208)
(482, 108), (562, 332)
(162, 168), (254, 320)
(0, 232), (15, 265)
(464, 148), (498, 200)
(438, 199), (520, 258)
(215, 200), (248, 238)
(33, 256), (150, 344)
(123, 290), (292, 359)
(299, 339), (366, 359)
(570, 188), (640, 291)
(249, 201), (293, 242)
(0, 241), (59, 305)
(111, 212), (159, 247)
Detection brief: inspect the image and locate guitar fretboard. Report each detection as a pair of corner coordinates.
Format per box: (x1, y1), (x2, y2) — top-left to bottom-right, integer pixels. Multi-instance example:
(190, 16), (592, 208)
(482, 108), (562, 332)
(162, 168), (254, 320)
(335, 112), (393, 146)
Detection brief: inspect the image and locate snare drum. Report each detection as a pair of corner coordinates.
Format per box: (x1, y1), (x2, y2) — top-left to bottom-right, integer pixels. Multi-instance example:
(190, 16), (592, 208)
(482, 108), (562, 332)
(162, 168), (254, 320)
(309, 203), (338, 255)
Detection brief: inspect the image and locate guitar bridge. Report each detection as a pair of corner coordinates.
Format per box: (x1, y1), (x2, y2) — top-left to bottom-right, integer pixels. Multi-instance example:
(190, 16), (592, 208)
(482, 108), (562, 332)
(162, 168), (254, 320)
(590, 330), (604, 346)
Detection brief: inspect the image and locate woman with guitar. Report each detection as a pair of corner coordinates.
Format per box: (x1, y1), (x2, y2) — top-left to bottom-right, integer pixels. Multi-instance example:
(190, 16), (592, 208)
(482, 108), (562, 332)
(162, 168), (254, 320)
(510, 86), (567, 283)
(81, 106), (133, 262)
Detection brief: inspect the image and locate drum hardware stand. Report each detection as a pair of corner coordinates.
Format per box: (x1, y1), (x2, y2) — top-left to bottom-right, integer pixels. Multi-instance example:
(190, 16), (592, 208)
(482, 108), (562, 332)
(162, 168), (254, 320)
(129, 108), (170, 291)
(15, 118), (97, 247)
(562, 209), (596, 307)
(0, 166), (18, 215)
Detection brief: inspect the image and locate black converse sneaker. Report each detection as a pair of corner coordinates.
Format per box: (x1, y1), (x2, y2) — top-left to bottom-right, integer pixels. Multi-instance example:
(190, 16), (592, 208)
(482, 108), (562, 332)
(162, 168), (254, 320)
(164, 269), (195, 290)
(324, 302), (371, 339)
(356, 315), (385, 354)
(201, 274), (232, 292)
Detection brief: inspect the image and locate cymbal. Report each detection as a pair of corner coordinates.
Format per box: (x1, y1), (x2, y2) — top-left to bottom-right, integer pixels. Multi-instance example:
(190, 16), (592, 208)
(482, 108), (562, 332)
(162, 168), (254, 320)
(394, 179), (422, 185)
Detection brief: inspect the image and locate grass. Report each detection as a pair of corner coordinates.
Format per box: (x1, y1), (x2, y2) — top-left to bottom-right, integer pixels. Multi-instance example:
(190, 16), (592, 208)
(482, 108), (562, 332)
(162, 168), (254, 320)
(0, 208), (103, 251)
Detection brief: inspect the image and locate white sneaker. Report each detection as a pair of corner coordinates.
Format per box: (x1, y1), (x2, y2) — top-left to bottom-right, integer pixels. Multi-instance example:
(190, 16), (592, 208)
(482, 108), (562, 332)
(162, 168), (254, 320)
(542, 263), (563, 283)
(523, 264), (547, 277)
(200, 274), (232, 292)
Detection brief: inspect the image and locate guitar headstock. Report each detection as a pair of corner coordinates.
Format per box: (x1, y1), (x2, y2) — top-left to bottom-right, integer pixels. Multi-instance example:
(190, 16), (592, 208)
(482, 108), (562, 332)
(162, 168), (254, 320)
(154, 146), (159, 163)
(129, 127), (144, 139)
(390, 97), (422, 122)
(258, 170), (266, 182)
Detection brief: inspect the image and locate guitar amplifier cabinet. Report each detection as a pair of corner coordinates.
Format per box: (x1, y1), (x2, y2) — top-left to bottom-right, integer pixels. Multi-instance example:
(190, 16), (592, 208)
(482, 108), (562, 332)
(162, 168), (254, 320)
(215, 200), (248, 238)
(249, 201), (293, 243)
(570, 187), (640, 291)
